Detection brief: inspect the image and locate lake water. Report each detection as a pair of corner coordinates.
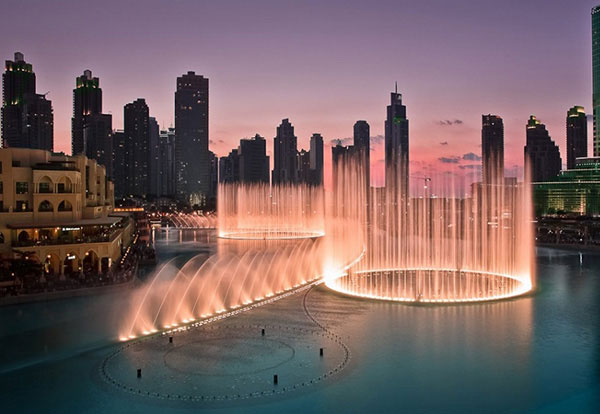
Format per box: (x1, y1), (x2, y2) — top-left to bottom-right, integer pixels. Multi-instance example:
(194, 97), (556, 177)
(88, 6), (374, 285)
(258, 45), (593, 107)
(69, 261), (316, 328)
(0, 229), (598, 413)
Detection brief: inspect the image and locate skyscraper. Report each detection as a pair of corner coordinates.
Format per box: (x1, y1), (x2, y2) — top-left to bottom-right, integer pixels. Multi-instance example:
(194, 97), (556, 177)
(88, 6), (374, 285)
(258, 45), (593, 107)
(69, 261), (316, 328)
(239, 134), (269, 183)
(272, 118), (298, 184)
(219, 149), (240, 183)
(123, 98), (150, 196)
(175, 71), (210, 205)
(353, 120), (370, 193)
(384, 86), (409, 199)
(566, 106), (588, 170)
(524, 115), (562, 182)
(158, 127), (176, 197)
(112, 129), (126, 198)
(72, 70), (102, 155)
(2, 52), (53, 151)
(298, 149), (311, 183)
(83, 113), (113, 176)
(481, 114), (504, 185)
(149, 117), (160, 196)
(593, 6), (600, 156)
(309, 133), (324, 186)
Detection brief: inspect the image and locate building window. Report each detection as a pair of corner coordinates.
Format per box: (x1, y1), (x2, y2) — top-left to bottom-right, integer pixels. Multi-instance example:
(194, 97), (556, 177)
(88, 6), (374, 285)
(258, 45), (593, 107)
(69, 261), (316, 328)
(0, 161), (2, 173)
(38, 200), (53, 212)
(39, 182), (51, 193)
(0, 181), (3, 194)
(16, 200), (29, 211)
(16, 182), (28, 194)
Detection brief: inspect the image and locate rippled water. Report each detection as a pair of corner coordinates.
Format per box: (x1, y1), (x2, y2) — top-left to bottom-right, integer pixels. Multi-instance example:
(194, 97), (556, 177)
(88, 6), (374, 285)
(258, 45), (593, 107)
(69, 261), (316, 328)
(0, 230), (598, 413)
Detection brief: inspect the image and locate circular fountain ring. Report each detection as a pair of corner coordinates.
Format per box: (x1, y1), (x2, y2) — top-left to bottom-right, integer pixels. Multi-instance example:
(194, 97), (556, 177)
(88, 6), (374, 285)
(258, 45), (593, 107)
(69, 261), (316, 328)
(325, 268), (532, 303)
(218, 230), (325, 240)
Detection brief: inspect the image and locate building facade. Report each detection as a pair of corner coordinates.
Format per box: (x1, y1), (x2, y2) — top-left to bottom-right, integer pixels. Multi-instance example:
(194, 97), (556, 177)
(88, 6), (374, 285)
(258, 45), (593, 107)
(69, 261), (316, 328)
(566, 106), (588, 170)
(384, 87), (409, 199)
(593, 6), (600, 156)
(2, 53), (53, 151)
(481, 114), (504, 186)
(309, 133), (324, 186)
(175, 72), (210, 204)
(219, 149), (240, 183)
(524, 115), (562, 182)
(0, 148), (132, 277)
(158, 128), (176, 197)
(272, 119), (298, 184)
(123, 99), (150, 197)
(239, 134), (269, 184)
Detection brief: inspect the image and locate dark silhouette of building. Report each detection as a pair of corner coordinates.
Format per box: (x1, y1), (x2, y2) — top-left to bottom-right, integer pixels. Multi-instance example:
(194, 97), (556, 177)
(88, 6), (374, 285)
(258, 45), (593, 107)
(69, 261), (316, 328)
(309, 133), (324, 186)
(524, 115), (562, 182)
(272, 118), (298, 184)
(123, 98), (150, 196)
(239, 134), (269, 183)
(149, 117), (160, 196)
(158, 128), (176, 197)
(112, 129), (126, 198)
(593, 6), (600, 156)
(566, 106), (588, 170)
(298, 149), (311, 183)
(175, 71), (210, 204)
(353, 120), (370, 194)
(384, 85), (409, 199)
(83, 113), (112, 177)
(2, 52), (53, 151)
(209, 151), (218, 203)
(72, 70), (102, 155)
(481, 114), (504, 185)
(219, 149), (239, 183)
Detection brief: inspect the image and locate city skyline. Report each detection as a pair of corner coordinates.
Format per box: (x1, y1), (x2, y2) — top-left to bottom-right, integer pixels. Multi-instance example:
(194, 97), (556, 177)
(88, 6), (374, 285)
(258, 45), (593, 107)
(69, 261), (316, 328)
(1, 0), (597, 187)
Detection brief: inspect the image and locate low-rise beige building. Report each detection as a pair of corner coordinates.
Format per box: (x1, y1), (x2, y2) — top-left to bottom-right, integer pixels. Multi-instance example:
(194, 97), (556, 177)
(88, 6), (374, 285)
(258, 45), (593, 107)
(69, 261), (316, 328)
(0, 148), (133, 278)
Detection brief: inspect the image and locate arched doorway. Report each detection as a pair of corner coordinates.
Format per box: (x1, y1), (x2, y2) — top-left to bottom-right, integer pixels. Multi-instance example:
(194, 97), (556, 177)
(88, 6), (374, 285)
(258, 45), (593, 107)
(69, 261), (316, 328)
(83, 250), (99, 274)
(44, 253), (61, 276)
(18, 231), (30, 243)
(63, 253), (80, 277)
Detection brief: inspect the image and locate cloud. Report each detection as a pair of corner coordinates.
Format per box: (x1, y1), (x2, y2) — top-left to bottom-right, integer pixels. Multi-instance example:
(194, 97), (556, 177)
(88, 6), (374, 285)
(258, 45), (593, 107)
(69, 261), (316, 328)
(439, 156), (460, 164)
(209, 139), (215, 145)
(219, 139), (224, 143)
(437, 119), (463, 126)
(440, 141), (448, 146)
(462, 152), (481, 161)
(330, 137), (352, 146)
(370, 135), (384, 145)
(459, 164), (481, 170)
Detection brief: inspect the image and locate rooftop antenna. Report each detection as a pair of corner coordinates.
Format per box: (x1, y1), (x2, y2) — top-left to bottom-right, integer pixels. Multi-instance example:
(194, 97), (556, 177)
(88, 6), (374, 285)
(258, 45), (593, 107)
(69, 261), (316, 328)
(395, 81), (397, 94)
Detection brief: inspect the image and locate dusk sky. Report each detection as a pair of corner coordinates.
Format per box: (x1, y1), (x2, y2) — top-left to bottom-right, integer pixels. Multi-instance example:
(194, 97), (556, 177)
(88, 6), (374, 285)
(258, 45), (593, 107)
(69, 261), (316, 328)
(1, 0), (596, 188)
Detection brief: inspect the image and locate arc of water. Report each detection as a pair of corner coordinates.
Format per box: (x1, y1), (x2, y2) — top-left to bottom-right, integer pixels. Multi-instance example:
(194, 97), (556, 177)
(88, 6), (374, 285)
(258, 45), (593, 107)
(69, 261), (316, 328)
(172, 255), (218, 322)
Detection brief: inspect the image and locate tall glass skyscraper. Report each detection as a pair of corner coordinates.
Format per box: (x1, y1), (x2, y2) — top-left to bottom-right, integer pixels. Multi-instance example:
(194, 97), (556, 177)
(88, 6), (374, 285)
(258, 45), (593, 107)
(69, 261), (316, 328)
(592, 6), (600, 156)
(384, 86), (409, 200)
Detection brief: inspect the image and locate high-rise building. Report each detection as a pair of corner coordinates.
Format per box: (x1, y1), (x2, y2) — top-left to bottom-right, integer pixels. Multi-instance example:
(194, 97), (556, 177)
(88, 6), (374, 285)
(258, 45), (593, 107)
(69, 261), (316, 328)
(524, 115), (562, 182)
(175, 71), (210, 204)
(123, 99), (150, 196)
(566, 106), (588, 170)
(384, 86), (409, 199)
(593, 6), (600, 156)
(297, 149), (311, 183)
(83, 113), (112, 177)
(158, 128), (176, 197)
(353, 120), (370, 193)
(239, 134), (269, 183)
(309, 133), (324, 186)
(481, 114), (504, 185)
(148, 117), (160, 196)
(272, 118), (298, 184)
(219, 149), (240, 183)
(112, 129), (126, 198)
(209, 151), (218, 203)
(72, 70), (102, 155)
(2, 52), (53, 151)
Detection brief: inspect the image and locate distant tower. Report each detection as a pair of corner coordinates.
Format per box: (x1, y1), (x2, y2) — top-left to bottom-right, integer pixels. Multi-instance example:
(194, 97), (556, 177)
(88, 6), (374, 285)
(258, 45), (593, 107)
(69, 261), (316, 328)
(72, 70), (102, 155)
(593, 6), (600, 156)
(148, 117), (160, 195)
(1, 52), (53, 151)
(384, 86), (409, 199)
(175, 71), (210, 204)
(239, 134), (269, 183)
(309, 133), (324, 186)
(272, 118), (298, 184)
(158, 127), (176, 197)
(123, 98), (150, 196)
(481, 114), (504, 185)
(524, 115), (562, 182)
(566, 106), (588, 170)
(353, 120), (370, 193)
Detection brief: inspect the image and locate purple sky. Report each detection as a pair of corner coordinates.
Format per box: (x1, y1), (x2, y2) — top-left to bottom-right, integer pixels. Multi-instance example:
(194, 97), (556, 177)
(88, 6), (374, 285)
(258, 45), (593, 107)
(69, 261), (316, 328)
(1, 0), (597, 188)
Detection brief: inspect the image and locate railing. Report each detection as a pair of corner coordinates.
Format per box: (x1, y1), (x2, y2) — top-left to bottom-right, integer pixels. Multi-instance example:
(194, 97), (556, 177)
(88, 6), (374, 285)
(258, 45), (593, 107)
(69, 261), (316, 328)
(12, 230), (120, 248)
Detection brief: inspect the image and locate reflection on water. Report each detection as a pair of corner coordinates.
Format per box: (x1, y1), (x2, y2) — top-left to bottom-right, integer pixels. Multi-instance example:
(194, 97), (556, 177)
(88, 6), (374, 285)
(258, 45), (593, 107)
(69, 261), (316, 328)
(0, 239), (598, 413)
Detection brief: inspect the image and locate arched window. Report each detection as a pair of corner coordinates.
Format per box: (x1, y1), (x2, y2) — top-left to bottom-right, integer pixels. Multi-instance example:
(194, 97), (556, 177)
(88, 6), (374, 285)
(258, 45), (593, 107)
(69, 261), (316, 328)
(57, 176), (73, 194)
(18, 231), (29, 242)
(38, 200), (53, 212)
(58, 200), (73, 212)
(38, 176), (53, 193)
